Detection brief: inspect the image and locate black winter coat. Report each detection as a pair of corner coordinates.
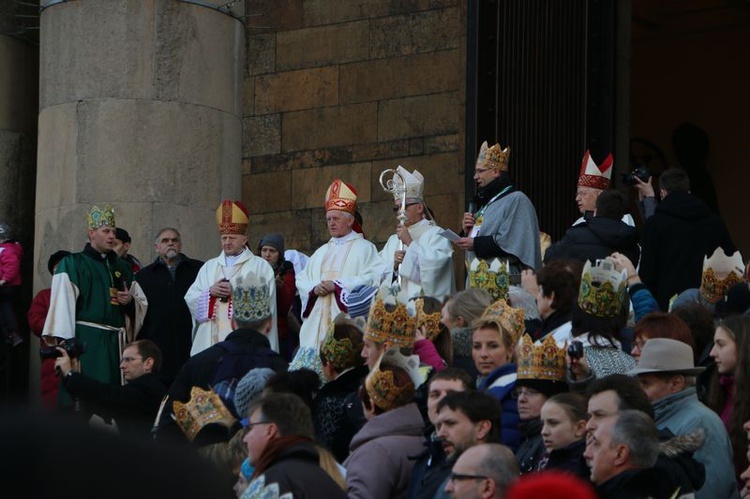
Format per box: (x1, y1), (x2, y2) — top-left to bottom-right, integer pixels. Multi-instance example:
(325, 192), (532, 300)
(639, 191), (734, 310)
(595, 467), (680, 499)
(135, 254), (204, 385)
(516, 417), (545, 474)
(544, 217), (640, 266)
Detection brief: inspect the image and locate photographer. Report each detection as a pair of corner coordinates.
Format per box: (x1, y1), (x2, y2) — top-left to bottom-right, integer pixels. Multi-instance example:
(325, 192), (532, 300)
(54, 339), (166, 438)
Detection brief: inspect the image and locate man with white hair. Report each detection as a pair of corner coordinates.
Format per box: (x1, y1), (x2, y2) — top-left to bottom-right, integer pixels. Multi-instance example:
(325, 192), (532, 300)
(289, 179), (381, 375)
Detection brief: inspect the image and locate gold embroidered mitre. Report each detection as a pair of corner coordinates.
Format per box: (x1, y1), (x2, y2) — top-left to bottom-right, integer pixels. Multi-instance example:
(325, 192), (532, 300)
(578, 258), (627, 318)
(516, 334), (566, 382)
(414, 297), (442, 341)
(364, 291), (416, 348)
(577, 150), (613, 190)
(476, 141), (510, 172)
(325, 179), (358, 214)
(700, 247), (745, 304)
(87, 204), (116, 230)
(172, 386), (238, 442)
(468, 257), (509, 302)
(216, 199), (249, 235)
(480, 298), (525, 346)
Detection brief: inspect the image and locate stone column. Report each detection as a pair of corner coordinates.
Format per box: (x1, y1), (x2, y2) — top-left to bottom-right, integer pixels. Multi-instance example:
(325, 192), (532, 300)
(35, 0), (245, 290)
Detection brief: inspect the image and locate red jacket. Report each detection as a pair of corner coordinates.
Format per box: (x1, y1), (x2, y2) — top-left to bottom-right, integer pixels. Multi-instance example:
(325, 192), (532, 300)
(27, 288), (59, 410)
(0, 241), (23, 285)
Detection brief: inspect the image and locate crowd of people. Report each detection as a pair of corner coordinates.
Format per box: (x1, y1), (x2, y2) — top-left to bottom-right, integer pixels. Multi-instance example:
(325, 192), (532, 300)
(1, 140), (750, 499)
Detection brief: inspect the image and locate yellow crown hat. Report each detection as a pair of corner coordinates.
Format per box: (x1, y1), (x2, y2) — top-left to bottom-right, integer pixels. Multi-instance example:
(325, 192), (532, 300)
(475, 141), (510, 172)
(325, 179), (358, 214)
(468, 257), (509, 302)
(363, 289), (416, 348)
(365, 348), (424, 412)
(320, 313), (365, 372)
(172, 386), (238, 444)
(578, 258), (627, 318)
(480, 298), (525, 346)
(700, 247), (744, 304)
(87, 204), (116, 230)
(414, 296), (442, 341)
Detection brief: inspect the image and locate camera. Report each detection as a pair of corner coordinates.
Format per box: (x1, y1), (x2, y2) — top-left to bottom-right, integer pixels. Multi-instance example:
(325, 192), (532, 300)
(620, 166), (651, 186)
(567, 340), (584, 360)
(39, 338), (87, 360)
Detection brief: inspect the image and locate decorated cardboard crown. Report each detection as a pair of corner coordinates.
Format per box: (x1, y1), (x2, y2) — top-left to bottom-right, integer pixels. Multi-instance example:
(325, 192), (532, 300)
(476, 141), (510, 172)
(365, 349), (423, 411)
(393, 166), (425, 202)
(414, 297), (442, 341)
(577, 150), (613, 190)
(172, 386), (238, 442)
(216, 199), (249, 235)
(87, 204), (116, 230)
(578, 258), (627, 318)
(700, 247), (745, 304)
(364, 290), (416, 348)
(325, 179), (358, 214)
(480, 298), (526, 346)
(468, 257), (509, 302)
(516, 334), (566, 382)
(320, 313), (365, 371)
(232, 276), (271, 323)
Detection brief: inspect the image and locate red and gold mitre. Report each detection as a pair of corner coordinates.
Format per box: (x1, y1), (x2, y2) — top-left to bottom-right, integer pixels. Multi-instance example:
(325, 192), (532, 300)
(216, 199), (249, 235)
(172, 386), (238, 442)
(480, 298), (525, 346)
(578, 258), (627, 318)
(325, 179), (358, 214)
(516, 334), (567, 382)
(364, 290), (416, 348)
(700, 247), (744, 304)
(475, 141), (510, 172)
(577, 150), (613, 190)
(414, 297), (442, 341)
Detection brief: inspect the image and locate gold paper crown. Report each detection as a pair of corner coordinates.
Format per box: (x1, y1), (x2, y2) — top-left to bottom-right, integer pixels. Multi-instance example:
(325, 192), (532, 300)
(325, 179), (358, 214)
(364, 290), (416, 348)
(365, 353), (416, 412)
(468, 257), (509, 302)
(216, 199), (249, 235)
(172, 386), (238, 442)
(577, 258), (627, 318)
(394, 166), (425, 202)
(700, 247), (744, 304)
(476, 141), (510, 172)
(414, 297), (442, 341)
(232, 276), (271, 322)
(480, 298), (525, 346)
(577, 150), (613, 190)
(87, 204), (116, 230)
(516, 334), (566, 382)
(320, 314), (363, 371)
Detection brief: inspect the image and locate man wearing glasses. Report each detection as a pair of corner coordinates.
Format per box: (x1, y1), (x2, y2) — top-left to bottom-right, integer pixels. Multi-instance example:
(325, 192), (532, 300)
(444, 443), (519, 499)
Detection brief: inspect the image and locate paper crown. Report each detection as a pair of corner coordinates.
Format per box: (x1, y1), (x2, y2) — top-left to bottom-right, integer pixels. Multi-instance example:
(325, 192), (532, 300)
(216, 199), (249, 235)
(393, 166), (425, 202)
(468, 257), (509, 302)
(87, 204), (116, 230)
(172, 386), (238, 443)
(365, 349), (422, 411)
(320, 313), (365, 371)
(516, 334), (567, 382)
(231, 276), (271, 323)
(480, 298), (525, 346)
(325, 179), (358, 214)
(364, 290), (416, 348)
(578, 258), (627, 318)
(577, 150), (613, 190)
(700, 247), (745, 304)
(414, 297), (442, 341)
(476, 141), (510, 172)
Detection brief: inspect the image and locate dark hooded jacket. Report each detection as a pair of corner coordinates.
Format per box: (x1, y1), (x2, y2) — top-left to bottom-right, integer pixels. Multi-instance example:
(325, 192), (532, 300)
(544, 216), (640, 267)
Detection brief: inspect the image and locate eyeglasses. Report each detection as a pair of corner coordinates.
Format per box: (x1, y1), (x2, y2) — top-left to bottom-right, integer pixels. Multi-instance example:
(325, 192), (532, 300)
(245, 420), (272, 430)
(393, 203), (419, 213)
(120, 356), (143, 363)
(449, 472), (489, 482)
(474, 168), (492, 174)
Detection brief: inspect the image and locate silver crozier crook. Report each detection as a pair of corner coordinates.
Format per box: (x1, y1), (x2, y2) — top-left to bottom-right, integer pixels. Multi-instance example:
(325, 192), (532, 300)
(379, 168), (407, 294)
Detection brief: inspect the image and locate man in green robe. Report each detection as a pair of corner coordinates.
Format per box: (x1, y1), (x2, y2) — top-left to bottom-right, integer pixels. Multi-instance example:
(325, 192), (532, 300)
(43, 204), (147, 408)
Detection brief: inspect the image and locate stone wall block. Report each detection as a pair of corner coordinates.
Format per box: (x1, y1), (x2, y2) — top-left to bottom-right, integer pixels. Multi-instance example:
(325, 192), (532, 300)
(371, 152), (460, 202)
(249, 209), (313, 254)
(276, 21), (369, 71)
(377, 92), (459, 141)
(255, 66), (339, 115)
(340, 50), (461, 104)
(249, 147), (353, 174)
(35, 104), (79, 211)
(282, 103), (377, 152)
(292, 162), (372, 211)
(243, 114), (281, 157)
(350, 140), (410, 162)
(303, 0), (459, 27)
(243, 170), (292, 214)
(247, 33), (276, 76)
(370, 8), (462, 59)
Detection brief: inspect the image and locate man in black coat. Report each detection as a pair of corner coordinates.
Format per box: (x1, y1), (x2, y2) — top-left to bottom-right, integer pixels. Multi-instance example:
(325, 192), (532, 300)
(545, 189), (640, 267)
(135, 228), (204, 386)
(639, 168), (734, 310)
(54, 339), (167, 438)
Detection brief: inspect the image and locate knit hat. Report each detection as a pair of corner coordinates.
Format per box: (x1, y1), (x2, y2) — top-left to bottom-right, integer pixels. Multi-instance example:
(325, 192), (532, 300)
(234, 367), (275, 419)
(47, 250), (71, 275)
(115, 228), (131, 243)
(258, 233), (285, 256)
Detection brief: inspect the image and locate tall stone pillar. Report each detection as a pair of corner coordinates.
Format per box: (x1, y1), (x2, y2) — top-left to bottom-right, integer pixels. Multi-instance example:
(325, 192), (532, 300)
(35, 0), (245, 290)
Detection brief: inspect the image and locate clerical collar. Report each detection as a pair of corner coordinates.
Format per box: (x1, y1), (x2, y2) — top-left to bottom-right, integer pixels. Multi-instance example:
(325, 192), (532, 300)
(224, 248), (247, 266)
(331, 230), (359, 245)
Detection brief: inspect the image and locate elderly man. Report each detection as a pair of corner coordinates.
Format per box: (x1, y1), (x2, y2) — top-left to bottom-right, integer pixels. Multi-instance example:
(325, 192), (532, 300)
(43, 205), (147, 404)
(628, 338), (738, 499)
(379, 166), (455, 303)
(456, 141), (541, 299)
(135, 228), (203, 385)
(185, 199), (278, 355)
(444, 443), (519, 499)
(289, 179), (381, 374)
